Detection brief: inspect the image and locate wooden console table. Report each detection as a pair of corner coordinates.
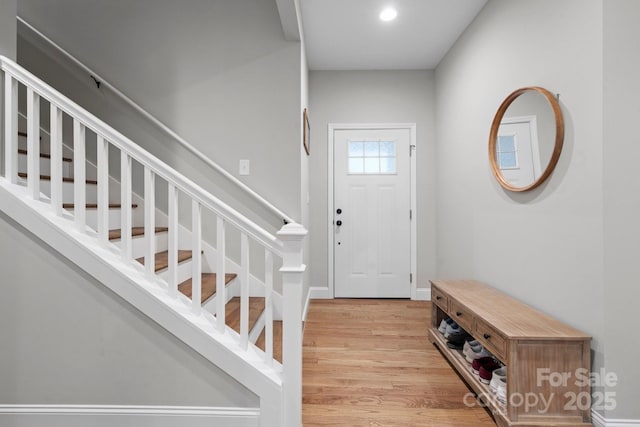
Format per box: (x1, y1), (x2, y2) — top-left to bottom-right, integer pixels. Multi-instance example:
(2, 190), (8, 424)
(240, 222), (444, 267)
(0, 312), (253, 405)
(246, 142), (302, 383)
(429, 279), (592, 427)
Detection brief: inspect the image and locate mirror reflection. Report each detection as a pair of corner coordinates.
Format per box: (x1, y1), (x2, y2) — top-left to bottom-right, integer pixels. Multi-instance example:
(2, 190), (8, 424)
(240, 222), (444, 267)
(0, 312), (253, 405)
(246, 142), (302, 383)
(489, 87), (564, 192)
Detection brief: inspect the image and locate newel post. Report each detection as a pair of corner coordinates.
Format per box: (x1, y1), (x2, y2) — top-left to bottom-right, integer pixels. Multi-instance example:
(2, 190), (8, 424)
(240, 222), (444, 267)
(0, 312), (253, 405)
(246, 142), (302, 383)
(277, 222), (307, 427)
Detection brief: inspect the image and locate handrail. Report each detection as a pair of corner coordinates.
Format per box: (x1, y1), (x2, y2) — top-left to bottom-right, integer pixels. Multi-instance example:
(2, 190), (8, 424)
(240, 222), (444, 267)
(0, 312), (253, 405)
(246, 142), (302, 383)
(16, 16), (294, 225)
(0, 55), (283, 255)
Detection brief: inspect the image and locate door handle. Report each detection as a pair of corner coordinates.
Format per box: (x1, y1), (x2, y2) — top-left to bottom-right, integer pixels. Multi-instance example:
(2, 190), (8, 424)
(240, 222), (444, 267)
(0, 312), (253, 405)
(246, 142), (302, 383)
(336, 220), (343, 226)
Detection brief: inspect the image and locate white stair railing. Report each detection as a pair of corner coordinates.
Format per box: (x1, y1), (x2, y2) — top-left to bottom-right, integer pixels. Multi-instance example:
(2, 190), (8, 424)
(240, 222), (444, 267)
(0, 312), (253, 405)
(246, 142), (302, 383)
(1, 55), (305, 427)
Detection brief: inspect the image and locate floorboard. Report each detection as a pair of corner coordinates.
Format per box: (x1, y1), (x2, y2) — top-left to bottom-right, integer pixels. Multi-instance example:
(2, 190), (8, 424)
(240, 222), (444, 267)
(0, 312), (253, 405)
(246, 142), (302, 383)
(302, 299), (496, 426)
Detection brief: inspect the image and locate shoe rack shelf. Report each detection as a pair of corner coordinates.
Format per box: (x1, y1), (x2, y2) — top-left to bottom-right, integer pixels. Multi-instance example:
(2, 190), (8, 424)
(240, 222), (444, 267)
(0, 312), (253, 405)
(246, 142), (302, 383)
(430, 331), (506, 413)
(428, 279), (593, 427)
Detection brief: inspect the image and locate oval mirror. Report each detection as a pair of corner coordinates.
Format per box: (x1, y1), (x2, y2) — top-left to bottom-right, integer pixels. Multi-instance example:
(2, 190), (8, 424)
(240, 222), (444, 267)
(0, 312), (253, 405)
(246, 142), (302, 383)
(488, 86), (564, 192)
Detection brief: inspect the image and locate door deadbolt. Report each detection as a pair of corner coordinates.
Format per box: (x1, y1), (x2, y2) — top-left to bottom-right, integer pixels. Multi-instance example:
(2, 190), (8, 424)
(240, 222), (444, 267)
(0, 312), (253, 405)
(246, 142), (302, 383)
(336, 208), (342, 214)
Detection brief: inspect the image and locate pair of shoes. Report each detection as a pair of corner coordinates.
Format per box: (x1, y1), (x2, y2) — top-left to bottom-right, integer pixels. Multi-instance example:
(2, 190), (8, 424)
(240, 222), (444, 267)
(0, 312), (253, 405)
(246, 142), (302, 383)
(465, 343), (492, 363)
(444, 322), (462, 339)
(489, 367), (507, 394)
(438, 318), (454, 334)
(479, 360), (503, 384)
(472, 356), (500, 376)
(446, 329), (470, 344)
(446, 330), (471, 350)
(463, 339), (480, 359)
(446, 341), (463, 350)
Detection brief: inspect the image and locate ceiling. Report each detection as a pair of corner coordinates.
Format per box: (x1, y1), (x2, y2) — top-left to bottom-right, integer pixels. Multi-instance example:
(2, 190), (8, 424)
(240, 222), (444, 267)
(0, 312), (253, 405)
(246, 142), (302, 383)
(298, 0), (488, 70)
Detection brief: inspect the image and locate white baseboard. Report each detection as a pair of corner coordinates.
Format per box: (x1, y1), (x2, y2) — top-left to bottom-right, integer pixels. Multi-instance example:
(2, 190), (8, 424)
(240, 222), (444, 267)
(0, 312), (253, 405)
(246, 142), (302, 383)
(414, 287), (430, 301)
(303, 287), (312, 322)
(592, 409), (640, 427)
(309, 286), (332, 299)
(0, 405), (259, 427)
(303, 286), (331, 322)
(592, 411), (606, 427)
(306, 286), (429, 304)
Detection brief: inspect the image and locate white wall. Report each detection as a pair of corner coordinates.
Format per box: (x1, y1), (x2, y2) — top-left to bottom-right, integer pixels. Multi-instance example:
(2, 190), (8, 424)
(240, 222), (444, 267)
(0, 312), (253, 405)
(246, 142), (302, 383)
(435, 0), (610, 417)
(308, 70), (436, 294)
(603, 0), (640, 420)
(0, 0), (17, 178)
(17, 0), (302, 230)
(0, 212), (257, 407)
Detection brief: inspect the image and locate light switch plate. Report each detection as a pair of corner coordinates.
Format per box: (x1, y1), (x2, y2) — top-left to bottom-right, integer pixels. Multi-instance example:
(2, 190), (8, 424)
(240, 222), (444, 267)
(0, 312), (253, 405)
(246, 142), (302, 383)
(239, 159), (250, 176)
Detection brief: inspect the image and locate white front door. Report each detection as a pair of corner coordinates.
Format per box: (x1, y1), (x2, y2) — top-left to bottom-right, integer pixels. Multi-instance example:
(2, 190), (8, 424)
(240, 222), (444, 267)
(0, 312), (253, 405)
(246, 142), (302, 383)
(333, 127), (412, 298)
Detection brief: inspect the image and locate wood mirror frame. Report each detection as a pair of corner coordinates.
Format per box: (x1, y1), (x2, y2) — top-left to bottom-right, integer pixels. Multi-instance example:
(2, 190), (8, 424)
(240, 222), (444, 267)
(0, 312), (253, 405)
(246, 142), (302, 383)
(488, 86), (564, 192)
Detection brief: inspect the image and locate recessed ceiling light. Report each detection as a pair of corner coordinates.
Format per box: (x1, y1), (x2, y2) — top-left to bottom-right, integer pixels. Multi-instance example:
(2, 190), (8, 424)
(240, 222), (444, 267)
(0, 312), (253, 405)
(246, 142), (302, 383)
(379, 7), (398, 22)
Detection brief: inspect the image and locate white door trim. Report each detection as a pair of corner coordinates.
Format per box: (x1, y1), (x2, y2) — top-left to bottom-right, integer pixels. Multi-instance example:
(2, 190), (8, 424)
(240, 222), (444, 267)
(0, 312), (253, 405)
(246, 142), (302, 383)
(327, 123), (417, 299)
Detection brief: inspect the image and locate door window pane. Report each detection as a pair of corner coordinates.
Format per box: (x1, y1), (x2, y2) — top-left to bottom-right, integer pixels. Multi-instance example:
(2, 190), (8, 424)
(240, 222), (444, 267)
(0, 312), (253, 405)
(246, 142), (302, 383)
(499, 152), (517, 169)
(364, 158), (379, 174)
(380, 141), (395, 156)
(498, 136), (515, 152)
(364, 141), (379, 157)
(497, 135), (518, 170)
(380, 157), (396, 174)
(349, 158), (364, 174)
(349, 142), (364, 157)
(348, 140), (397, 174)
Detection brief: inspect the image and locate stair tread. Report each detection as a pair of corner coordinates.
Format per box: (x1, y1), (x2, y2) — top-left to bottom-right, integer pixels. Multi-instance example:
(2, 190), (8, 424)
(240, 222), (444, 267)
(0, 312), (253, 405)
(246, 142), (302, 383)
(178, 273), (237, 303)
(18, 172), (97, 185)
(63, 203), (138, 209)
(18, 149), (73, 162)
(136, 249), (198, 272)
(225, 297), (265, 336)
(108, 226), (169, 240)
(255, 320), (283, 363)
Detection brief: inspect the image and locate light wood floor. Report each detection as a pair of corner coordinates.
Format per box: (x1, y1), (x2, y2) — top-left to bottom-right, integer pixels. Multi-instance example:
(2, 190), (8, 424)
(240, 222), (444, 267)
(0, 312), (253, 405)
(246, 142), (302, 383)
(302, 299), (496, 426)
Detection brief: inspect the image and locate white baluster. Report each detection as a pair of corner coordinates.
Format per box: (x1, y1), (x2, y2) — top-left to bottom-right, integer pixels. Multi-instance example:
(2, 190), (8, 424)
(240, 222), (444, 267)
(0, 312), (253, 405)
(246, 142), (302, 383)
(240, 232), (250, 349)
(4, 75), (17, 184)
(264, 249), (274, 365)
(144, 168), (155, 277)
(191, 200), (202, 315)
(277, 222), (307, 427)
(73, 120), (86, 230)
(27, 88), (40, 199)
(96, 135), (109, 243)
(216, 216), (226, 332)
(167, 183), (179, 296)
(120, 151), (132, 259)
(50, 105), (63, 216)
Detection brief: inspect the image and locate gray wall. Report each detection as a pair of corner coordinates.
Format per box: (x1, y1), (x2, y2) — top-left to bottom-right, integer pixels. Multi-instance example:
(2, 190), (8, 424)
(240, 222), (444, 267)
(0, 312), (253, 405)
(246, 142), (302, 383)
(308, 70), (436, 293)
(434, 0), (640, 419)
(300, 35), (311, 302)
(0, 0), (16, 59)
(17, 0), (302, 230)
(603, 0), (640, 420)
(0, 212), (257, 407)
(0, 0), (17, 178)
